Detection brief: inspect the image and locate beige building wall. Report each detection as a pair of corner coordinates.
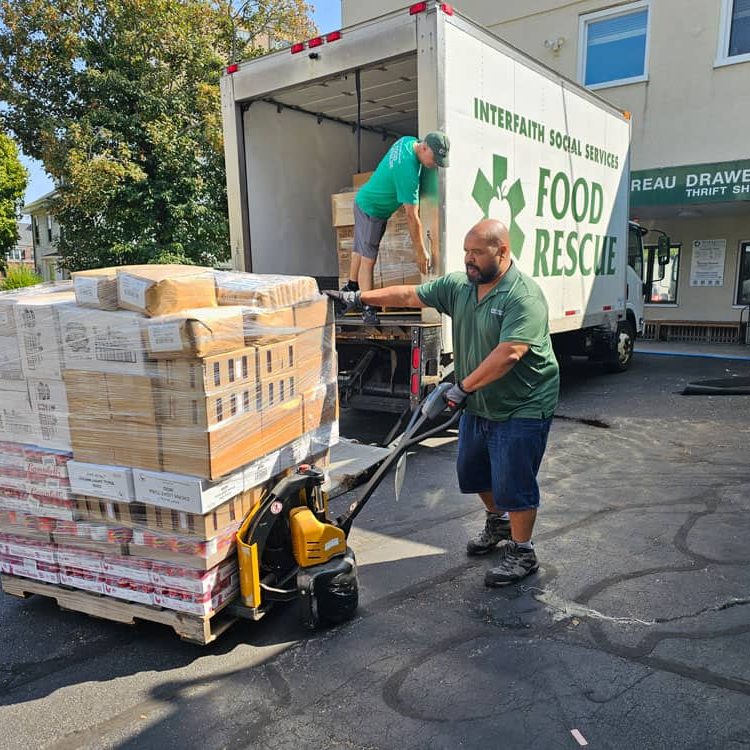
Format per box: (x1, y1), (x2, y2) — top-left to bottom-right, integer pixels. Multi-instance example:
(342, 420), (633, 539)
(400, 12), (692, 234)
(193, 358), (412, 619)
(342, 0), (750, 331)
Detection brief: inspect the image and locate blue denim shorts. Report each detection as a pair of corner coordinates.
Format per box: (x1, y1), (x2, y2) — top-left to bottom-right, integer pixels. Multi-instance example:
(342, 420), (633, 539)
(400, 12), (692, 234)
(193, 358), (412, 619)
(457, 414), (552, 511)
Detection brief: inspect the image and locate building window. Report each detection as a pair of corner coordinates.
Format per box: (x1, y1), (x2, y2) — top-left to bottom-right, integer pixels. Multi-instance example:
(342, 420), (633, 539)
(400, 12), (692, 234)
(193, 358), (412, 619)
(32, 217), (39, 245)
(718, 0), (750, 65)
(646, 244), (681, 304)
(579, 2), (650, 89)
(7, 247), (23, 261)
(46, 216), (53, 242)
(737, 241), (750, 306)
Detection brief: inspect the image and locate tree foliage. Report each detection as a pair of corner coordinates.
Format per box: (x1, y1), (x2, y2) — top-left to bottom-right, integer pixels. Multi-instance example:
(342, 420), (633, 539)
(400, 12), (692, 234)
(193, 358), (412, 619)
(0, 133), (28, 259)
(0, 0), (314, 270)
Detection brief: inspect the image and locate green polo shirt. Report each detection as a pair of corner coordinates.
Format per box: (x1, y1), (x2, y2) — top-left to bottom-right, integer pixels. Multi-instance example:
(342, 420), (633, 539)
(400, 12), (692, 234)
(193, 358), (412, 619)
(355, 137), (421, 220)
(416, 264), (560, 421)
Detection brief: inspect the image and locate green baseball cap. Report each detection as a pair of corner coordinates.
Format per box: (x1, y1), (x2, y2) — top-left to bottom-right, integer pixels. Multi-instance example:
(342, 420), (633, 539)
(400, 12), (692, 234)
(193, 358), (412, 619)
(423, 131), (450, 167)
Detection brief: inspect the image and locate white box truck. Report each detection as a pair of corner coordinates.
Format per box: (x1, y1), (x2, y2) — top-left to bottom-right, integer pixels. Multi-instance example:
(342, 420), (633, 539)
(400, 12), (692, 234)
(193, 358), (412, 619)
(221, 1), (668, 418)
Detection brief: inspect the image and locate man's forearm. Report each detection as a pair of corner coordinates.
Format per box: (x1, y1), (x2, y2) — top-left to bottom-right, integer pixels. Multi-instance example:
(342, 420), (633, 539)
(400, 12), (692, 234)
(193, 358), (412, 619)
(361, 285), (425, 308)
(406, 213), (425, 254)
(461, 343), (528, 392)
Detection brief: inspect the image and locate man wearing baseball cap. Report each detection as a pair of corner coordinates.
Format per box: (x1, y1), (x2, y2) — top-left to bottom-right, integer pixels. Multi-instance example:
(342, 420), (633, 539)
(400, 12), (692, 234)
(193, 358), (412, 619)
(342, 131), (450, 325)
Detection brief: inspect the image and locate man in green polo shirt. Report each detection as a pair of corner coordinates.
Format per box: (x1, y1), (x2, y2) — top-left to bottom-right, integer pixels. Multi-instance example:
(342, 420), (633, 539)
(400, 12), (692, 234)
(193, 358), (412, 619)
(342, 132), (450, 325)
(326, 218), (559, 586)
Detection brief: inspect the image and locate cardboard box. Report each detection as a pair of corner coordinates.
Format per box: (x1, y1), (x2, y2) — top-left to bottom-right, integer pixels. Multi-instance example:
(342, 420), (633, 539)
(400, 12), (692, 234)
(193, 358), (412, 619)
(154, 347), (257, 394)
(74, 495), (146, 526)
(59, 306), (152, 376)
(116, 265), (217, 317)
(256, 339), (296, 382)
(133, 464), (245, 515)
(261, 396), (304, 455)
(214, 271), (319, 308)
(258, 374), (297, 412)
(0, 388), (39, 445)
(68, 416), (162, 471)
(332, 191), (356, 227)
(144, 306), (245, 359)
(352, 171), (373, 188)
(14, 293), (76, 379)
(242, 306), (295, 344)
(160, 410), (263, 479)
(27, 377), (72, 451)
(156, 382), (259, 429)
(72, 266), (151, 311)
(296, 323), (335, 389)
(0, 334), (25, 383)
(292, 297), (332, 330)
(302, 383), (338, 433)
(68, 460), (136, 501)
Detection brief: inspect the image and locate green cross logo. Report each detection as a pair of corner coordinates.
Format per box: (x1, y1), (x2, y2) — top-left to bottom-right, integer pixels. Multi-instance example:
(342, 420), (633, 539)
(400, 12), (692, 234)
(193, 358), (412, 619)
(471, 154), (526, 259)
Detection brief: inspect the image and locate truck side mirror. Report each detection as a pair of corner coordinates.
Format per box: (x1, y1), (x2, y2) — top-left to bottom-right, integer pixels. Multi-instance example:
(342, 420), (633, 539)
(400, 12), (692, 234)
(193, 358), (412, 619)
(657, 236), (671, 266)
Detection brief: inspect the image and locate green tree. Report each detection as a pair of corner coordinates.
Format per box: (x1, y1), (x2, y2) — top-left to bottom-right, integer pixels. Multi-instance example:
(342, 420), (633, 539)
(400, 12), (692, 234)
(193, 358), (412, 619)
(0, 0), (314, 271)
(0, 133), (28, 264)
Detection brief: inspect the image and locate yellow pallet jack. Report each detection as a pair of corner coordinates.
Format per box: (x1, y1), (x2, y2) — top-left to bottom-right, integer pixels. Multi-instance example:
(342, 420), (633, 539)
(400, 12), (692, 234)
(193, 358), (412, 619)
(234, 383), (462, 629)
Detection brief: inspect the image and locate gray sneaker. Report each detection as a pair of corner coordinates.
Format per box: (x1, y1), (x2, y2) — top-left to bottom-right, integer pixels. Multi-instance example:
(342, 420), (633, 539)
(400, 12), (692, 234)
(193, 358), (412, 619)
(466, 512), (511, 556)
(484, 541), (539, 586)
(361, 305), (380, 325)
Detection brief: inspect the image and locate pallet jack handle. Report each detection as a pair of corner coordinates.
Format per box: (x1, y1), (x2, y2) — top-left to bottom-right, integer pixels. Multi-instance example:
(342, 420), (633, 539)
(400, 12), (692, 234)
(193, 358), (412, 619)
(336, 383), (462, 537)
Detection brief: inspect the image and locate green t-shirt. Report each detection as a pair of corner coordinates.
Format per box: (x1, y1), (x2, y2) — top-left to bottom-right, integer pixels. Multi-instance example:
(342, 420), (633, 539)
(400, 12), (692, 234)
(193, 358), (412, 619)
(416, 264), (560, 421)
(355, 137), (421, 220)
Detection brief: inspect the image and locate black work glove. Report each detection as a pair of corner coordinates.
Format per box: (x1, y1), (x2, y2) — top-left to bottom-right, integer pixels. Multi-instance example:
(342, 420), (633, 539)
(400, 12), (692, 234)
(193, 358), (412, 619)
(444, 381), (471, 410)
(325, 289), (363, 315)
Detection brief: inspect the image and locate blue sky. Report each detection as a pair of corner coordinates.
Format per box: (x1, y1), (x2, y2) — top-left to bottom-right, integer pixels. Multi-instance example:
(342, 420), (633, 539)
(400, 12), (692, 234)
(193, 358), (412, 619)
(21, 0), (342, 207)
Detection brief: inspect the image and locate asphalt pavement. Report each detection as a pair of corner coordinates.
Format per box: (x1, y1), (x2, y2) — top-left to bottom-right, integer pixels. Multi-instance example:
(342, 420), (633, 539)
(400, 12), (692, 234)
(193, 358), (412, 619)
(1, 352), (749, 749)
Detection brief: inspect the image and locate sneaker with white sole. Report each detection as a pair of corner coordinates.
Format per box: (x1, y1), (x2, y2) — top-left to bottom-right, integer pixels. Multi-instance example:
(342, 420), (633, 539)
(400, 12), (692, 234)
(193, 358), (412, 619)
(466, 512), (511, 556)
(484, 541), (539, 586)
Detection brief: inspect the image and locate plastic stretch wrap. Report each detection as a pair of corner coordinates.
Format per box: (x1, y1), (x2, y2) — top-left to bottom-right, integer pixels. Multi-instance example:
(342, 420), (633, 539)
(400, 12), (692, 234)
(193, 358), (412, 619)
(0, 267), (339, 619)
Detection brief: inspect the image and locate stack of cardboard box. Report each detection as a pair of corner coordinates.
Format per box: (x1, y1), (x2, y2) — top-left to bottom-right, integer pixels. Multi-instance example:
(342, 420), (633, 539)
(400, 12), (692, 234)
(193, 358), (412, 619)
(332, 172), (423, 290)
(0, 266), (338, 624)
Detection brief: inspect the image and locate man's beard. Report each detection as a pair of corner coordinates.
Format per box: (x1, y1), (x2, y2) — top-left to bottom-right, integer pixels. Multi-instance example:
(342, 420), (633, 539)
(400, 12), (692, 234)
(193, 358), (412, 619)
(465, 262), (500, 285)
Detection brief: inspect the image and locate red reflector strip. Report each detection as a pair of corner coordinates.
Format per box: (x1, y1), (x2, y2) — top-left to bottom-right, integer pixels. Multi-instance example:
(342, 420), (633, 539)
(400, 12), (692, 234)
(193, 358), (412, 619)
(565, 310), (578, 317)
(410, 2), (428, 14)
(441, 3), (455, 14)
(412, 348), (421, 369)
(602, 305), (612, 311)
(225, 63), (239, 74)
(326, 30), (342, 42)
(308, 36), (324, 48)
(291, 42), (306, 54)
(411, 374), (420, 395)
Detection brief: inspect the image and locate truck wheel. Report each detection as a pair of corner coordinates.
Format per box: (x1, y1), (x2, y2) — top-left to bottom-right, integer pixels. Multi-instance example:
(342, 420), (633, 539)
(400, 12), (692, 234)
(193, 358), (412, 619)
(605, 321), (635, 373)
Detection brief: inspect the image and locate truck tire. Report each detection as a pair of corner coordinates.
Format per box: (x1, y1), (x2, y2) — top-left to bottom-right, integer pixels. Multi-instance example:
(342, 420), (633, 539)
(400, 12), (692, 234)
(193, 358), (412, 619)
(605, 321), (635, 373)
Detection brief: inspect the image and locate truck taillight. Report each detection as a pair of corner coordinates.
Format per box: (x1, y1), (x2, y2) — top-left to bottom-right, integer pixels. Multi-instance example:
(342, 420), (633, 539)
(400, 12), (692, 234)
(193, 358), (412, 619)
(441, 3), (455, 14)
(411, 374), (420, 395)
(308, 36), (324, 48)
(412, 348), (421, 370)
(226, 63), (239, 74)
(326, 31), (342, 42)
(291, 42), (306, 54)
(409, 2), (427, 14)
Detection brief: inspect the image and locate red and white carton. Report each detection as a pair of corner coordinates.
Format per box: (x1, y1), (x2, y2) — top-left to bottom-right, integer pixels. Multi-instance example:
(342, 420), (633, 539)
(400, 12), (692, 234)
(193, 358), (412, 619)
(154, 581), (239, 616)
(9, 557), (60, 584)
(29, 476), (73, 503)
(0, 535), (57, 563)
(132, 525), (237, 559)
(104, 577), (155, 605)
(24, 446), (71, 478)
(0, 441), (27, 472)
(103, 555), (152, 583)
(149, 558), (238, 594)
(60, 567), (107, 594)
(56, 546), (106, 573)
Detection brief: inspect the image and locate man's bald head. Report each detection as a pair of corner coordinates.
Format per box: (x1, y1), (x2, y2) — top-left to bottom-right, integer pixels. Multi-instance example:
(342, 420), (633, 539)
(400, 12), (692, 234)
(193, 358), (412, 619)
(463, 219), (512, 285)
(465, 219), (510, 254)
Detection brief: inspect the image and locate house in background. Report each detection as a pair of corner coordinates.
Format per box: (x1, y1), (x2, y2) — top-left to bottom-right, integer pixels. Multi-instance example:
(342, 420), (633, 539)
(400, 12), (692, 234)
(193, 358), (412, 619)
(22, 190), (69, 281)
(7, 221), (35, 268)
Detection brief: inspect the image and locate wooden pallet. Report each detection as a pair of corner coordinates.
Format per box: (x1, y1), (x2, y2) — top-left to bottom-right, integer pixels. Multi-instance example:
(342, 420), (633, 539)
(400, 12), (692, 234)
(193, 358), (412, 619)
(0, 575), (238, 645)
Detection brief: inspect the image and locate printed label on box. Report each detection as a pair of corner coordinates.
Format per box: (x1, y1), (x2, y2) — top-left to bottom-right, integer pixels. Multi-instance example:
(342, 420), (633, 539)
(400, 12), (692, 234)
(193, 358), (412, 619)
(74, 277), (100, 304)
(147, 323), (183, 352)
(118, 276), (149, 308)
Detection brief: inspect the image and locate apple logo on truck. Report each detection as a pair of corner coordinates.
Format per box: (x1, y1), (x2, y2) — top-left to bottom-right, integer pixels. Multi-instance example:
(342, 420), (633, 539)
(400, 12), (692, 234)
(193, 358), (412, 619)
(471, 154), (525, 259)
